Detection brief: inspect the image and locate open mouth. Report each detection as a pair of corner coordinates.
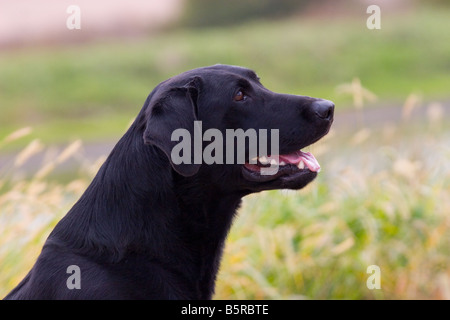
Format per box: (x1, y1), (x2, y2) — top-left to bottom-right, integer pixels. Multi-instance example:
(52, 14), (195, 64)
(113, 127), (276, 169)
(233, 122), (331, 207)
(242, 149), (321, 184)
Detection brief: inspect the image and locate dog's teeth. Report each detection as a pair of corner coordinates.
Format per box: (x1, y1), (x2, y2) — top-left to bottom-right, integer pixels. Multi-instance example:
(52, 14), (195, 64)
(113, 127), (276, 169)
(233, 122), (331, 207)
(270, 159), (278, 165)
(258, 156), (269, 164)
(297, 161), (305, 169)
(280, 161), (286, 166)
(250, 156), (258, 163)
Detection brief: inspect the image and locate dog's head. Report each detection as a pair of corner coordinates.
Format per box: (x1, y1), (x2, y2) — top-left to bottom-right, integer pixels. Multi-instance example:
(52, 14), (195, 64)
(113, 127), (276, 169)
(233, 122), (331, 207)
(143, 64), (334, 193)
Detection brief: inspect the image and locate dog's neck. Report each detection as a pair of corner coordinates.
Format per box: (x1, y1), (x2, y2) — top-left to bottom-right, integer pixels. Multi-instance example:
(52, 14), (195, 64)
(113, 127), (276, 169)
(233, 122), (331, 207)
(173, 175), (243, 298)
(49, 122), (243, 299)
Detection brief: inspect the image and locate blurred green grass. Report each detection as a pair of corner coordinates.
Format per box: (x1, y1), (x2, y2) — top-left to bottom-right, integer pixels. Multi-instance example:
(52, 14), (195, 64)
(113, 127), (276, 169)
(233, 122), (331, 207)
(215, 119), (450, 299)
(0, 7), (449, 149)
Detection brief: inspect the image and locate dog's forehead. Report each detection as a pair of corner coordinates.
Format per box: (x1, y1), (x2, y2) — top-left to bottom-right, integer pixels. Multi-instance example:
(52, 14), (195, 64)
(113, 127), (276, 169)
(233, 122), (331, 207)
(169, 65), (259, 84)
(204, 64), (260, 81)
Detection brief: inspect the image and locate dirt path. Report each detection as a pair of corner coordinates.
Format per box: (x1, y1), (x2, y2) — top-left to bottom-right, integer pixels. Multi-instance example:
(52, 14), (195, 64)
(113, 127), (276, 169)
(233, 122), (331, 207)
(1, 101), (449, 176)
(335, 100), (450, 130)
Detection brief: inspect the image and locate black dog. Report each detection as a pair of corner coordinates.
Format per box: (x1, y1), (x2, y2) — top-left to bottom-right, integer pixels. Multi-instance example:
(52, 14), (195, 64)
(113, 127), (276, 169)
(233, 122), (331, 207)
(5, 64), (333, 299)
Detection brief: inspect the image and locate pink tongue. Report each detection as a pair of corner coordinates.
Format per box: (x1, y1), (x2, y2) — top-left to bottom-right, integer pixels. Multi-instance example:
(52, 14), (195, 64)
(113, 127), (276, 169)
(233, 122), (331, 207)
(279, 150), (321, 172)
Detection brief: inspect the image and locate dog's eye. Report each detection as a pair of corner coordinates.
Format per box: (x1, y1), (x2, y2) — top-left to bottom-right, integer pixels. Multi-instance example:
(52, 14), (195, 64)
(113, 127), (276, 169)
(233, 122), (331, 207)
(234, 90), (246, 102)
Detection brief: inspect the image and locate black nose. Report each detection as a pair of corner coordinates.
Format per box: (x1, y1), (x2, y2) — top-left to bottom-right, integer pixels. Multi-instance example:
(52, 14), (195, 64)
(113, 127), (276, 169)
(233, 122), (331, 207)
(312, 99), (334, 121)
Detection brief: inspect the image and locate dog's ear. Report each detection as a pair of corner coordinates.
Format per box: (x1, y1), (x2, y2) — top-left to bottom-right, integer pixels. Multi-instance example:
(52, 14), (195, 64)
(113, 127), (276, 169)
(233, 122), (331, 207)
(143, 77), (202, 177)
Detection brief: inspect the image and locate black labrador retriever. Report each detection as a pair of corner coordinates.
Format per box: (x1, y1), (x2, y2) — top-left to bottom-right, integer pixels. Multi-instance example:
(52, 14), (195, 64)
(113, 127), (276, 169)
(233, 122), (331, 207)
(5, 64), (334, 299)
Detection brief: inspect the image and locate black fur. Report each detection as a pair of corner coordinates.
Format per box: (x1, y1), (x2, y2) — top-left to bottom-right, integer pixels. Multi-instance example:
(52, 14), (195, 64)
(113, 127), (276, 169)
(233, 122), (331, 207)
(4, 64), (333, 299)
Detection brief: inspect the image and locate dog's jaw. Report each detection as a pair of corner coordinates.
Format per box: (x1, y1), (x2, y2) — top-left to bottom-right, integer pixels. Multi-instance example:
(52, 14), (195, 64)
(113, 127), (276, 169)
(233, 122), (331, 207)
(240, 147), (323, 192)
